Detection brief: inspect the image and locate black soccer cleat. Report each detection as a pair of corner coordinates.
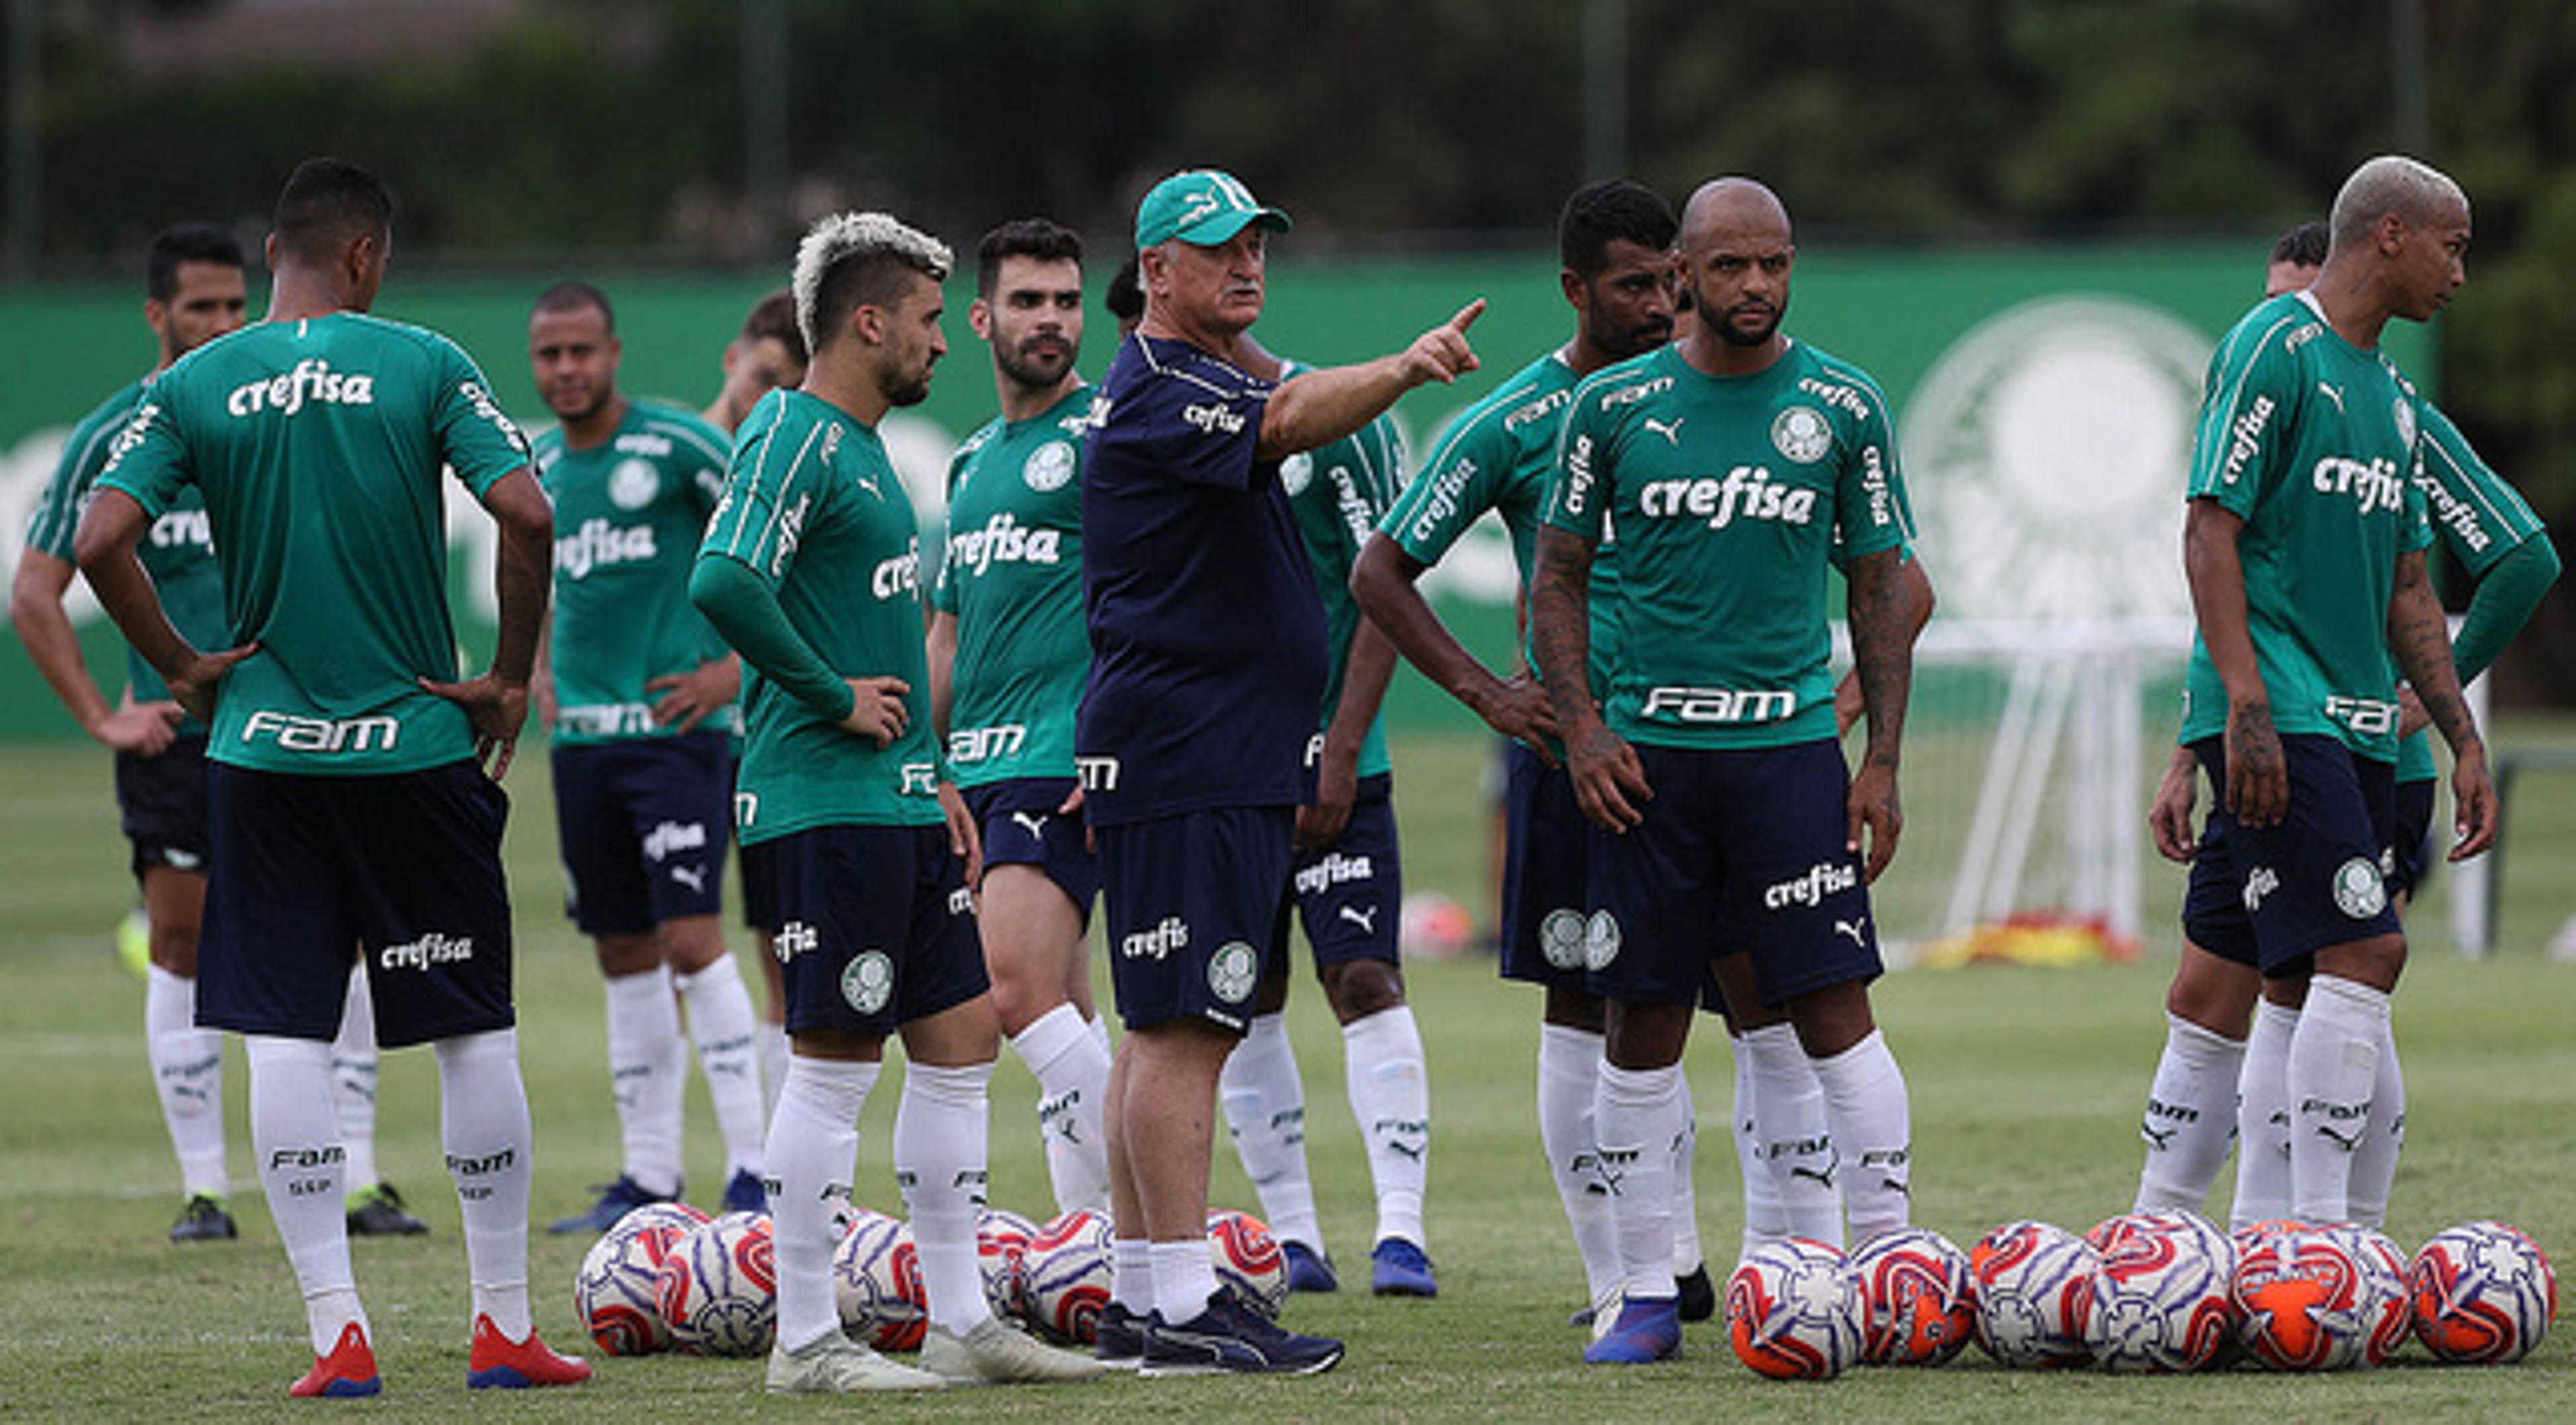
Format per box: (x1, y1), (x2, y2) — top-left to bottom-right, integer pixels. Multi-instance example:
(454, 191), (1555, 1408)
(346, 1181), (429, 1236)
(170, 1192), (238, 1243)
(1675, 1262), (1716, 1322)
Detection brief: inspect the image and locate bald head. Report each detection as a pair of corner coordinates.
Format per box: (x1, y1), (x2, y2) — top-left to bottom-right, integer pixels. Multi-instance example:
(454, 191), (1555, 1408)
(1677, 178), (1796, 355)
(1680, 178), (1792, 251)
(2329, 155), (2468, 252)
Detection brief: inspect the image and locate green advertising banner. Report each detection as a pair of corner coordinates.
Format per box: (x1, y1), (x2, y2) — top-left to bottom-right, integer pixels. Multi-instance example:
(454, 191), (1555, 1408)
(0, 242), (2427, 741)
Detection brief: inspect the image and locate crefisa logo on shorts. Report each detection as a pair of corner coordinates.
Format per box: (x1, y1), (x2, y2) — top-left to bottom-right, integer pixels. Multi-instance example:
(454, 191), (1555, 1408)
(1207, 941), (1258, 1004)
(841, 950), (894, 1015)
(380, 933), (473, 971)
(1763, 861), (1858, 910)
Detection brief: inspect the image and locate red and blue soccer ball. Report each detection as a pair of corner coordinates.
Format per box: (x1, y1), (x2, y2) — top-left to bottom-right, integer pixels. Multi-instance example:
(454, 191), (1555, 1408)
(1022, 1208), (1114, 1344)
(2334, 1224), (2415, 1367)
(1726, 1236), (1865, 1379)
(2232, 1220), (2373, 1371)
(978, 1206), (1041, 1324)
(1970, 1220), (2098, 1368)
(2084, 1210), (2235, 1372)
(572, 1200), (709, 1355)
(2409, 1219), (2558, 1365)
(656, 1209), (776, 1357)
(1205, 1208), (1288, 1318)
(832, 1208), (926, 1351)
(1847, 1228), (1976, 1367)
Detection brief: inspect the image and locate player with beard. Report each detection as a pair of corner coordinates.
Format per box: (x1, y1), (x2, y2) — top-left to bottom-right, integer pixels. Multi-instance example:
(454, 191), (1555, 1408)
(926, 219), (1116, 1217)
(524, 282), (770, 1232)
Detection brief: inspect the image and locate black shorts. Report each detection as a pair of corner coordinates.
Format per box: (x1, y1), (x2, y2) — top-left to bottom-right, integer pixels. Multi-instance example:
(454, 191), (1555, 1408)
(961, 777), (1097, 921)
(1098, 806), (1294, 1034)
(1585, 739), (1882, 1009)
(115, 735), (210, 881)
(738, 839), (777, 932)
(551, 733), (732, 935)
(1499, 741), (1595, 990)
(2180, 734), (2402, 978)
(2389, 778), (2437, 902)
(1269, 773), (1402, 980)
(198, 759), (515, 1049)
(762, 823), (989, 1038)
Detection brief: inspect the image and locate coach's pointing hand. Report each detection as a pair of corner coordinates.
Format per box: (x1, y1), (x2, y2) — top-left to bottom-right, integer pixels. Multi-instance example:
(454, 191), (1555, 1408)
(1401, 299), (1485, 386)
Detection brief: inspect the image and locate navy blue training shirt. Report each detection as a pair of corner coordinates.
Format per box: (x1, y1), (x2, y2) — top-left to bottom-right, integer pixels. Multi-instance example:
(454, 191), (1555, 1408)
(1077, 333), (1328, 825)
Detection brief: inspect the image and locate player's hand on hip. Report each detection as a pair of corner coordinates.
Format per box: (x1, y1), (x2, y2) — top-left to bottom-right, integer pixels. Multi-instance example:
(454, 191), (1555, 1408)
(938, 782), (984, 888)
(2222, 702), (2288, 828)
(648, 657), (742, 735)
(2449, 741), (2499, 861)
(1480, 674), (1562, 760)
(97, 688), (185, 757)
(1846, 762), (1903, 884)
(1566, 723), (1650, 833)
(2147, 752), (2200, 863)
(1057, 783), (1095, 853)
(419, 670), (529, 780)
(168, 643), (260, 728)
(838, 676), (910, 748)
(1401, 299), (1485, 386)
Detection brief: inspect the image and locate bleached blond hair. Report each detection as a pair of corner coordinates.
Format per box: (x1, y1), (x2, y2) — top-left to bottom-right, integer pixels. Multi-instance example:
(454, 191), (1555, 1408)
(2329, 156), (2468, 250)
(792, 211), (953, 352)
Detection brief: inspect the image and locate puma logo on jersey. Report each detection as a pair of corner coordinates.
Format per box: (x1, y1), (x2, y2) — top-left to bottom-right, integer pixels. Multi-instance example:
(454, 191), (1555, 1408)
(1338, 904), (1379, 935)
(1643, 415), (1685, 445)
(2317, 380), (2346, 412)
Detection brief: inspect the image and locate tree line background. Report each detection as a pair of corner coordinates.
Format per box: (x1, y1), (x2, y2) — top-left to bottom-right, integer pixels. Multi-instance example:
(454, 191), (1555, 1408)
(13, 0), (2576, 697)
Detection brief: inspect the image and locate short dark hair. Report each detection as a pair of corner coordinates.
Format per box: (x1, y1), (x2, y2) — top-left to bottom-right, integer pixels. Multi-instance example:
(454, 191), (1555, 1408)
(1560, 180), (1677, 279)
(739, 289), (806, 366)
(146, 223), (243, 303)
(977, 219), (1084, 299)
(2271, 219), (2330, 270)
(1106, 253), (1143, 324)
(532, 279), (614, 331)
(272, 157), (394, 264)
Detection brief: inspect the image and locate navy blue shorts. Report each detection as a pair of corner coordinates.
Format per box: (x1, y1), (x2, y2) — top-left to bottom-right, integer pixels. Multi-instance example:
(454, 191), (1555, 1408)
(2390, 778), (2436, 902)
(1586, 739), (1882, 1009)
(2181, 735), (2401, 978)
(115, 735), (209, 882)
(738, 838), (777, 931)
(1099, 806), (1294, 1034)
(1499, 741), (1595, 990)
(551, 732), (732, 935)
(198, 759), (515, 1049)
(761, 823), (989, 1038)
(1271, 773), (1401, 975)
(961, 777), (1097, 920)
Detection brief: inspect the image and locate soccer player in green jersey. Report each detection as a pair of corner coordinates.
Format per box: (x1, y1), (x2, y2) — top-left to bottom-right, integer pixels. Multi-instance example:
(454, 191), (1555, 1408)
(15, 223), (429, 1244)
(1532, 178), (1923, 1364)
(926, 219), (1115, 1218)
(75, 157), (586, 1396)
(523, 281), (771, 1230)
(692, 212), (1102, 1393)
(2143, 170), (2527, 1229)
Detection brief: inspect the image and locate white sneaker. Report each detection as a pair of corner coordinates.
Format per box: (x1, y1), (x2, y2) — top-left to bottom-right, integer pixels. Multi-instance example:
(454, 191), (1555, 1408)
(765, 1330), (945, 1393)
(920, 1316), (1108, 1384)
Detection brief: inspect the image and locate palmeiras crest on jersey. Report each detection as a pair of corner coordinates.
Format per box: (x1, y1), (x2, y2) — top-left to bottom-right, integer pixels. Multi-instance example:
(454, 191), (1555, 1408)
(609, 458), (660, 511)
(1023, 440), (1076, 492)
(1772, 407), (1833, 464)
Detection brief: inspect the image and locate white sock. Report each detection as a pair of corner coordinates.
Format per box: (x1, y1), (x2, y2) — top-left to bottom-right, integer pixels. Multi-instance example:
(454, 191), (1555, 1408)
(1111, 1236), (1156, 1316)
(146, 965), (228, 1198)
(1010, 1002), (1114, 1216)
(1151, 1238), (1221, 1322)
(1538, 1024), (1621, 1306)
(1219, 1013), (1323, 1255)
(603, 965), (685, 1196)
(435, 1028), (536, 1340)
(329, 967), (381, 1192)
(895, 1060), (994, 1332)
(246, 1035), (364, 1356)
(2231, 1000), (2298, 1229)
(2348, 1018), (2405, 1229)
(676, 953), (767, 1178)
(1810, 1029), (1911, 1243)
(767, 1055), (875, 1353)
(1342, 1005), (1430, 1249)
(759, 1021), (789, 1122)
(1744, 1022), (1843, 1247)
(1670, 1075), (1704, 1274)
(1595, 1060), (1684, 1302)
(1730, 1033), (1786, 1256)
(2133, 1012), (2245, 1214)
(2289, 974), (2387, 1225)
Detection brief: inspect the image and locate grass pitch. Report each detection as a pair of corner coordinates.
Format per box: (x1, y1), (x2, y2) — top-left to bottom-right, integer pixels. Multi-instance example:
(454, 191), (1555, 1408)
(1, 729), (2571, 1419)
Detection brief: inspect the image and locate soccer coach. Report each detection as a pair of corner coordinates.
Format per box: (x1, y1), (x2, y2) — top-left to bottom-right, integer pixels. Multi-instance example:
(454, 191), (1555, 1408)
(1077, 168), (1479, 1375)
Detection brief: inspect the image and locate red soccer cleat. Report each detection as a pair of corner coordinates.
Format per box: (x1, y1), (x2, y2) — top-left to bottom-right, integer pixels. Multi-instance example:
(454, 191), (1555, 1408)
(466, 1314), (593, 1389)
(288, 1322), (382, 1398)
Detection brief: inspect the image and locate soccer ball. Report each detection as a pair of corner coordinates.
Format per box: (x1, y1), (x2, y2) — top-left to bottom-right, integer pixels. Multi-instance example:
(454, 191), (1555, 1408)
(1847, 1228), (1975, 1366)
(2084, 1208), (2212, 1255)
(1727, 1237), (1864, 1379)
(574, 1207), (699, 1355)
(1205, 1208), (1287, 1318)
(833, 1210), (926, 1352)
(1022, 1208), (1114, 1344)
(2328, 1224), (2414, 1366)
(657, 1210), (776, 1357)
(2086, 1211), (2234, 1372)
(2233, 1221), (2370, 1371)
(612, 1199), (711, 1240)
(2410, 1220), (2558, 1365)
(978, 1206), (1041, 1322)
(1970, 1220), (2098, 1368)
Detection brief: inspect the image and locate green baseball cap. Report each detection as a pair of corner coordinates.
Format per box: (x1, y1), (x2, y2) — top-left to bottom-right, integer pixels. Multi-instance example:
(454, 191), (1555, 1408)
(1134, 169), (1293, 251)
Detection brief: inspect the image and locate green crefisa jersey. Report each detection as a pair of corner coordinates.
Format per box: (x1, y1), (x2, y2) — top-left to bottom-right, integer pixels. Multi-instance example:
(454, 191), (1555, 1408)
(1283, 366), (1402, 780)
(930, 385), (1090, 786)
(97, 313), (532, 776)
(699, 388), (941, 842)
(2394, 400), (2546, 782)
(2179, 291), (2433, 763)
(1543, 340), (1911, 751)
(537, 399), (738, 744)
(24, 377), (227, 729)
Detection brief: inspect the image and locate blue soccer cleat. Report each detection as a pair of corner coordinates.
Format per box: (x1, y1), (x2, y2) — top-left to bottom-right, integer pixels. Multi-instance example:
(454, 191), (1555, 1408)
(1142, 1291), (1344, 1377)
(720, 1168), (765, 1216)
(1370, 1238), (1438, 1297)
(547, 1174), (679, 1235)
(1281, 1239), (1339, 1293)
(1583, 1296), (1682, 1365)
